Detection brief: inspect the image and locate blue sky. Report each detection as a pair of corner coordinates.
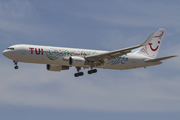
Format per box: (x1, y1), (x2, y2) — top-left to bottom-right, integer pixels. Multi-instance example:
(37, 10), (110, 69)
(0, 0), (180, 120)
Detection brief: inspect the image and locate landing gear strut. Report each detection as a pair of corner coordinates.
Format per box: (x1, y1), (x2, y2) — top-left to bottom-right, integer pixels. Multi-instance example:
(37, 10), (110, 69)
(88, 69), (97, 74)
(74, 67), (84, 77)
(13, 60), (19, 69)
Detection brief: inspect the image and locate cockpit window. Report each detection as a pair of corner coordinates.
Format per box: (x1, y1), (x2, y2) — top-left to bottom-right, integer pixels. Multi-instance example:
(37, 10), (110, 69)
(7, 48), (14, 50)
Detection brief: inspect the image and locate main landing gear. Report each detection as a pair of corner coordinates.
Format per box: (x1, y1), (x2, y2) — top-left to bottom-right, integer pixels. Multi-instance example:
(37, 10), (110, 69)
(74, 67), (97, 77)
(88, 69), (97, 74)
(13, 60), (19, 69)
(74, 72), (84, 77)
(74, 67), (84, 77)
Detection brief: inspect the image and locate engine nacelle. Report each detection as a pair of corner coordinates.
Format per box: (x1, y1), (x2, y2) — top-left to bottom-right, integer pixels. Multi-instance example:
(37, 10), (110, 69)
(46, 64), (69, 71)
(69, 56), (85, 66)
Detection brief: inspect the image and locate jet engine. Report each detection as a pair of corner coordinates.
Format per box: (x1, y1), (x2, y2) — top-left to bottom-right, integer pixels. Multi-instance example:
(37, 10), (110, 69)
(46, 64), (69, 71)
(69, 56), (86, 66)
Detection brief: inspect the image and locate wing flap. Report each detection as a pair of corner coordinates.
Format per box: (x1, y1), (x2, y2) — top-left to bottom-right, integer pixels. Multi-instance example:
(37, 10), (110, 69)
(144, 55), (177, 62)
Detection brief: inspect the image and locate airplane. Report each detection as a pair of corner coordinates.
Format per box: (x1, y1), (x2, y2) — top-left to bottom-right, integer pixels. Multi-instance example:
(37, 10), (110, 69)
(2, 28), (177, 77)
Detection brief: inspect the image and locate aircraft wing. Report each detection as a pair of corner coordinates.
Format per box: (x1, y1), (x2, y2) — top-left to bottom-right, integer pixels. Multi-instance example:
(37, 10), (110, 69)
(144, 55), (177, 62)
(85, 32), (155, 67)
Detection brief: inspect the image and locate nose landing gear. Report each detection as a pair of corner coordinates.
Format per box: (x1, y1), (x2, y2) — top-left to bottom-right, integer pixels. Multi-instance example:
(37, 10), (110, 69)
(13, 60), (19, 69)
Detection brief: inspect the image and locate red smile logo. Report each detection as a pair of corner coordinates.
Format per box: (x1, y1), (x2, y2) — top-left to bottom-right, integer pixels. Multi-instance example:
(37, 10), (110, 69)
(149, 30), (163, 51)
(149, 43), (159, 51)
(149, 41), (160, 51)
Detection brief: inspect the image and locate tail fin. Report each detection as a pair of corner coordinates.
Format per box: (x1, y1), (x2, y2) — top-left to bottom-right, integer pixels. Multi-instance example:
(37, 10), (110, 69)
(135, 28), (166, 58)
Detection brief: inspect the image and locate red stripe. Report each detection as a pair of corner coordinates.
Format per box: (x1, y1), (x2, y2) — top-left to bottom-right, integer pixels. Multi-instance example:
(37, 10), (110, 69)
(154, 31), (164, 38)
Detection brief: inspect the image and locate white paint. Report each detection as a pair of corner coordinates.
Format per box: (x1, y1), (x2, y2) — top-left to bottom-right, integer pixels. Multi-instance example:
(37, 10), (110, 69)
(2, 28), (175, 76)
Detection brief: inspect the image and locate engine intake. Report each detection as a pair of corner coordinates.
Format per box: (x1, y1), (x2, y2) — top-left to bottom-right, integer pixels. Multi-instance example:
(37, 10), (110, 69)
(69, 56), (85, 66)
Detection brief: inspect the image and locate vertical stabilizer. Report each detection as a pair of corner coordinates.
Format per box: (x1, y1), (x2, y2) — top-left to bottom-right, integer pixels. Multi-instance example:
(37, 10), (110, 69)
(135, 28), (166, 58)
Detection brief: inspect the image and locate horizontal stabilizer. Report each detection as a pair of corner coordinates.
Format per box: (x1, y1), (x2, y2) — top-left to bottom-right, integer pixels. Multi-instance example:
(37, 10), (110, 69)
(144, 55), (177, 62)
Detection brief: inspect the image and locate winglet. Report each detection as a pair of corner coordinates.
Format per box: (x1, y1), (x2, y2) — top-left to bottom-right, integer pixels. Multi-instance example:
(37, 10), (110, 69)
(140, 32), (155, 46)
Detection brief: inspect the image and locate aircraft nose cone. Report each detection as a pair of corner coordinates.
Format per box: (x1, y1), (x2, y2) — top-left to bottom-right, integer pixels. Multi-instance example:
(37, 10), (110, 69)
(2, 50), (12, 59)
(2, 50), (7, 57)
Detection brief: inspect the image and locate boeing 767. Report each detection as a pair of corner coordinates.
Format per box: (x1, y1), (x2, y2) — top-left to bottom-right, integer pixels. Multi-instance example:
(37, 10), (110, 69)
(2, 28), (176, 77)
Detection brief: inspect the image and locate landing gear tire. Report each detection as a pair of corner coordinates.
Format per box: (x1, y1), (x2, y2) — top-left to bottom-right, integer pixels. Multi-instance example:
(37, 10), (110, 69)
(74, 72), (84, 77)
(74, 67), (84, 77)
(88, 69), (97, 74)
(14, 66), (18, 69)
(88, 70), (92, 74)
(13, 60), (19, 70)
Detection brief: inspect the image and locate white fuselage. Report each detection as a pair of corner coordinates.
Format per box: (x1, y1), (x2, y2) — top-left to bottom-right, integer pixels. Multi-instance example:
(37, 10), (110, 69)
(3, 44), (161, 70)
